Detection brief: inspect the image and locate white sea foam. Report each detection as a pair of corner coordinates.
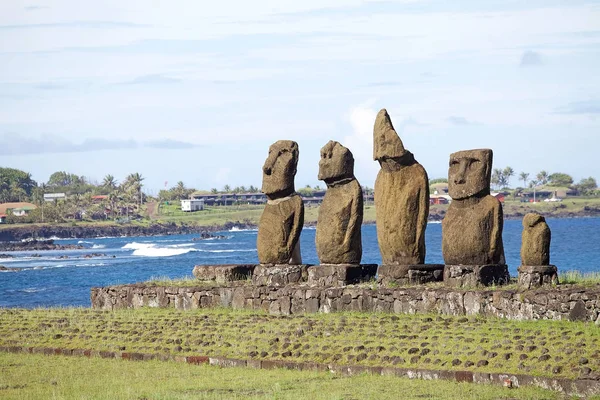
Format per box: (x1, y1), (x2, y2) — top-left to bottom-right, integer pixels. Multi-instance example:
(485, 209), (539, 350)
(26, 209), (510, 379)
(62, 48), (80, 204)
(92, 244), (106, 249)
(78, 240), (93, 244)
(229, 227), (257, 232)
(74, 263), (107, 267)
(21, 287), (46, 293)
(132, 247), (196, 257)
(197, 249), (256, 253)
(167, 243), (195, 248)
(122, 242), (154, 250)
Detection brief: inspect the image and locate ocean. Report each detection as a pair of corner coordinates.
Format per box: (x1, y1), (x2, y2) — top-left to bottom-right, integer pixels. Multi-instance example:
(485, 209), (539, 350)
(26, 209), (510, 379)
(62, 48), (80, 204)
(1, 218), (599, 308)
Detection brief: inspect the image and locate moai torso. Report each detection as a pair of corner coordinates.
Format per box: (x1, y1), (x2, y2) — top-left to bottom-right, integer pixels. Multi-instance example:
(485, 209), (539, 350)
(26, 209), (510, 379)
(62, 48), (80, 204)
(257, 194), (304, 264)
(375, 162), (429, 264)
(520, 213), (551, 266)
(257, 140), (304, 265)
(442, 195), (505, 265)
(441, 149), (505, 265)
(316, 141), (363, 264)
(373, 109), (429, 265)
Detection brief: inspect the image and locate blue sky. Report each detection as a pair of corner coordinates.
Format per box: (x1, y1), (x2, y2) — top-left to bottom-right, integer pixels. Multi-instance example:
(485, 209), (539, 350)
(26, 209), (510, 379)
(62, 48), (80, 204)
(1, 0), (599, 195)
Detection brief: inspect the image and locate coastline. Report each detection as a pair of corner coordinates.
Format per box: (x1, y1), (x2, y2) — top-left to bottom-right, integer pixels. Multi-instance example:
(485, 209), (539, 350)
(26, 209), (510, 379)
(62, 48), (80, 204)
(0, 208), (598, 241)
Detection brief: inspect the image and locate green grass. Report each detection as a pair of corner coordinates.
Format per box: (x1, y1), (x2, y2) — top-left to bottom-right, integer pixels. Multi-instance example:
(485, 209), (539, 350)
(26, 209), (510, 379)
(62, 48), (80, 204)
(560, 270), (600, 285)
(0, 308), (598, 382)
(0, 352), (569, 400)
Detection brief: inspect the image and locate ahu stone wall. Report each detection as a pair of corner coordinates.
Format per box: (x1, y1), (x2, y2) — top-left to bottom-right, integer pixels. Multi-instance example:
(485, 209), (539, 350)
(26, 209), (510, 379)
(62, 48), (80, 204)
(91, 283), (600, 323)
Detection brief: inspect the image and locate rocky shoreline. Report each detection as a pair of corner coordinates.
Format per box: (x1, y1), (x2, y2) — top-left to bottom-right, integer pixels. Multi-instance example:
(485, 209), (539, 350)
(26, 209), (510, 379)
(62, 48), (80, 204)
(0, 221), (255, 242)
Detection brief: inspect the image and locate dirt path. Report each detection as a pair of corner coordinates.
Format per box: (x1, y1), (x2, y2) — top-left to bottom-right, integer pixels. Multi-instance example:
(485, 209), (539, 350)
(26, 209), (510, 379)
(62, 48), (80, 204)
(146, 201), (158, 220)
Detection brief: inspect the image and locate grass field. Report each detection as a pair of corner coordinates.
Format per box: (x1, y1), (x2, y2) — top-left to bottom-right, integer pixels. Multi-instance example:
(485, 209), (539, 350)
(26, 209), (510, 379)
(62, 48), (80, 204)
(0, 308), (598, 383)
(0, 352), (569, 400)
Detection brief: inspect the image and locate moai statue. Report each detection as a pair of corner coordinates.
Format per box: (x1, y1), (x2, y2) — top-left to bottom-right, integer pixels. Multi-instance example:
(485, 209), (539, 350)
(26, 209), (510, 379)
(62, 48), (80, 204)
(374, 109), (429, 265)
(521, 213), (551, 266)
(315, 141), (363, 264)
(442, 149), (505, 265)
(257, 140), (304, 265)
(518, 213), (557, 288)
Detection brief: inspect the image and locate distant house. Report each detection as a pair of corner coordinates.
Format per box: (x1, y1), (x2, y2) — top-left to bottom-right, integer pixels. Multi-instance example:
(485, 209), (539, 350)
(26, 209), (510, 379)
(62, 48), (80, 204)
(92, 195), (108, 202)
(430, 195), (450, 205)
(44, 193), (66, 202)
(181, 199), (205, 212)
(0, 202), (37, 217)
(491, 192), (506, 203)
(0, 214), (6, 223)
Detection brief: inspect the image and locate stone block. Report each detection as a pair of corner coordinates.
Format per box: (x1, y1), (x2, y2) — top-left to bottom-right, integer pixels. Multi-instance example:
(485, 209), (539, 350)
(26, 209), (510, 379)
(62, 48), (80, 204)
(443, 265), (510, 288)
(517, 265), (558, 289)
(377, 264), (444, 286)
(192, 264), (256, 283)
(307, 264), (377, 286)
(252, 264), (310, 287)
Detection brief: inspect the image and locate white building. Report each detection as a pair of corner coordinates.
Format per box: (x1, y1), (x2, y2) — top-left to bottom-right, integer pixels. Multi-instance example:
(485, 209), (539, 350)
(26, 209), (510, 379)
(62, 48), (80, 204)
(44, 193), (66, 202)
(181, 199), (204, 212)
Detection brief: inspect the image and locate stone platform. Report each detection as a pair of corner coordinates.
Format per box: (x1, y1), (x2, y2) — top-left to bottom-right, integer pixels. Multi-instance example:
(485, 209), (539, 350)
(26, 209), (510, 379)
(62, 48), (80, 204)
(443, 265), (510, 288)
(377, 264), (445, 286)
(192, 264), (256, 283)
(518, 265), (559, 289)
(251, 264), (311, 287)
(308, 264), (378, 287)
(90, 282), (600, 323)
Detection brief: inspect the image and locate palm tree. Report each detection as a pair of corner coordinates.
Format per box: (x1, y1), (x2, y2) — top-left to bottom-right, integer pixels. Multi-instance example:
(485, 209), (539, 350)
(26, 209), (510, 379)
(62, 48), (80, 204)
(502, 167), (514, 188)
(536, 171), (549, 186)
(211, 188), (218, 194)
(175, 181), (186, 199)
(223, 184), (231, 193)
(491, 168), (502, 190)
(519, 172), (529, 188)
(102, 174), (118, 191)
(124, 173), (145, 207)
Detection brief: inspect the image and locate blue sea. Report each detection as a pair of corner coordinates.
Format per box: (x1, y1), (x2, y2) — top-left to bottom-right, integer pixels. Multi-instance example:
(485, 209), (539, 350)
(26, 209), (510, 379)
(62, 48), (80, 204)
(1, 218), (599, 308)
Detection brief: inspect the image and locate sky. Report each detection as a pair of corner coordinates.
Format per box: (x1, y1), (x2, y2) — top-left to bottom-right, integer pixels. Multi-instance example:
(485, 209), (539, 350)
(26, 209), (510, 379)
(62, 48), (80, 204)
(1, 0), (599, 195)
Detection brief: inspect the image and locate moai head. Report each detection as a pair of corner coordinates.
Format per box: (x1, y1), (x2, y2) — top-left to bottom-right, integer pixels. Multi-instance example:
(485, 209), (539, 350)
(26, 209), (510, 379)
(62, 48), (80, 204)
(373, 109), (408, 162)
(523, 213), (545, 229)
(261, 140), (299, 197)
(318, 141), (354, 184)
(448, 149), (493, 200)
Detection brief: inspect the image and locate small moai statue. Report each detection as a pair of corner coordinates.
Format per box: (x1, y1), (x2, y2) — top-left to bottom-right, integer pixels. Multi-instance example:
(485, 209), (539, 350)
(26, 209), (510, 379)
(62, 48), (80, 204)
(518, 213), (558, 288)
(442, 149), (509, 287)
(374, 109), (429, 265)
(315, 141), (363, 264)
(256, 140), (304, 265)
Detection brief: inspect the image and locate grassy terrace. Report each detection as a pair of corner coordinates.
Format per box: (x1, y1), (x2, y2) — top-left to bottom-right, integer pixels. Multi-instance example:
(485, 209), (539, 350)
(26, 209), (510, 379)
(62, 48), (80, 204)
(0, 308), (598, 382)
(0, 353), (566, 400)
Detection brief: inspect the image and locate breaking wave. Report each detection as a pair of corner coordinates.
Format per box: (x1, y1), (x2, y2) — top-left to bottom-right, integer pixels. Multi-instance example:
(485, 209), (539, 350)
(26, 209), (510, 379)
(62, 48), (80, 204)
(123, 242), (196, 257)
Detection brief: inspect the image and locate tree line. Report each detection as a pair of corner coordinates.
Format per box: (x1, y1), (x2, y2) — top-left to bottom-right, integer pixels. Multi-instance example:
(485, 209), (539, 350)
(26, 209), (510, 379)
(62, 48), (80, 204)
(0, 168), (146, 224)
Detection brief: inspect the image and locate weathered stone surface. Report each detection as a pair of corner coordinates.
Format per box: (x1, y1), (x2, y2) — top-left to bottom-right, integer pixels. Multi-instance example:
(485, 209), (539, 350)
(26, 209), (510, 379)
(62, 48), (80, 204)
(192, 264), (256, 283)
(307, 264), (377, 287)
(443, 265), (510, 288)
(257, 140), (304, 265)
(517, 265), (559, 289)
(316, 141), (363, 264)
(91, 283), (600, 323)
(377, 264), (445, 286)
(252, 264), (309, 287)
(521, 213), (551, 266)
(442, 149), (506, 266)
(374, 109), (429, 265)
